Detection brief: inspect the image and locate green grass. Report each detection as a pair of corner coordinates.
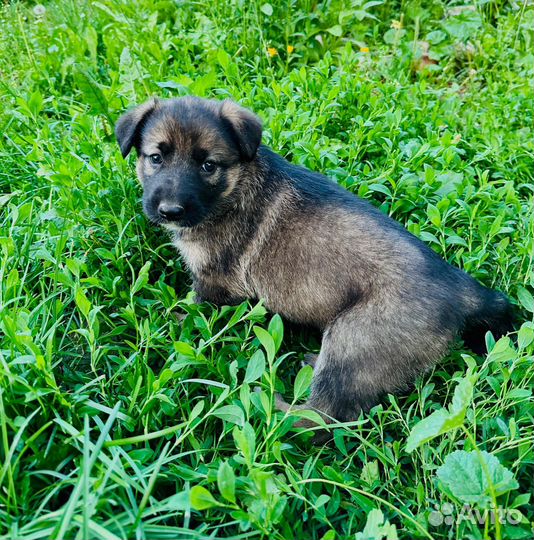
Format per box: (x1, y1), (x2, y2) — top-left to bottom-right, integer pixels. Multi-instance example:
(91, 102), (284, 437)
(0, 1), (533, 539)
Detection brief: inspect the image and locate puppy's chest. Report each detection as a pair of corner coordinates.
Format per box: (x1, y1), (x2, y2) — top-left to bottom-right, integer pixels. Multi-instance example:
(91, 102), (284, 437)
(174, 238), (251, 293)
(174, 238), (210, 275)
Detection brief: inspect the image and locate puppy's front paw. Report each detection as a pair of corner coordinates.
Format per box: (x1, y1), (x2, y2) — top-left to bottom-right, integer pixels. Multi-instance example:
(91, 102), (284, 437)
(255, 389), (296, 416)
(172, 311), (187, 323)
(302, 353), (318, 369)
(274, 392), (292, 413)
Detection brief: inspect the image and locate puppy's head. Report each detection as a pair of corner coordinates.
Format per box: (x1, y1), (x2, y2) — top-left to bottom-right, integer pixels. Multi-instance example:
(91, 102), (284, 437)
(115, 97), (262, 228)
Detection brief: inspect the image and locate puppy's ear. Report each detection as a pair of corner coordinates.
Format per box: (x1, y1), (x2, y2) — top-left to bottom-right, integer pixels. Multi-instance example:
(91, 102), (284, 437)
(115, 98), (158, 158)
(220, 100), (262, 161)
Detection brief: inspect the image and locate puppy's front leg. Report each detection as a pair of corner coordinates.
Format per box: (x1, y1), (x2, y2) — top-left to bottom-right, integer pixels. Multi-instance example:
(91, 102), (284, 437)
(192, 277), (244, 306)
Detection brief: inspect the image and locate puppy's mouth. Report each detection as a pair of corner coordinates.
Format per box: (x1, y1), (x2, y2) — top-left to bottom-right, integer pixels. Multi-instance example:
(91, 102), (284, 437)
(149, 213), (204, 230)
(161, 219), (193, 230)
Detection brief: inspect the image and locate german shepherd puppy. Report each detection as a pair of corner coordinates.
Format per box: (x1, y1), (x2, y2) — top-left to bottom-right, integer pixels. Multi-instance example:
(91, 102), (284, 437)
(116, 97), (513, 424)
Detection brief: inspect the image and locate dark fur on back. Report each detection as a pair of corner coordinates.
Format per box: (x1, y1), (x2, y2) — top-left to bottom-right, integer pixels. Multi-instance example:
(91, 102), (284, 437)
(116, 97), (514, 424)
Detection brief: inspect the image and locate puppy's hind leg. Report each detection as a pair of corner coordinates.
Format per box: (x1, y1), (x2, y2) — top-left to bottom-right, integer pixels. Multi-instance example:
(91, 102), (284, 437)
(286, 303), (451, 425)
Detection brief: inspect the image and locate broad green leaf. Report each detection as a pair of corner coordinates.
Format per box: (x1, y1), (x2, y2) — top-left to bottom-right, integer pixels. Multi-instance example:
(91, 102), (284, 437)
(244, 349), (265, 383)
(188, 400), (205, 422)
(426, 203), (441, 227)
(437, 450), (519, 507)
(406, 410), (451, 453)
(118, 47), (137, 102)
(289, 408), (325, 426)
(517, 286), (534, 313)
(74, 69), (108, 115)
(254, 326), (276, 364)
(246, 301), (267, 321)
(445, 235), (468, 247)
(406, 375), (474, 452)
(28, 90), (43, 118)
(173, 341), (196, 359)
(355, 509), (398, 540)
(268, 314), (284, 353)
(420, 231), (440, 245)
(369, 183), (392, 197)
(227, 301), (248, 327)
(327, 25), (343, 37)
(442, 11), (482, 41)
(450, 376), (474, 413)
(84, 25), (98, 63)
(212, 405), (244, 426)
(217, 461), (236, 503)
(190, 486), (219, 510)
(487, 337), (517, 364)
(517, 322), (534, 349)
(294, 364), (313, 400)
(132, 261), (151, 295)
(217, 49), (231, 70)
(75, 288), (91, 318)
(157, 490), (190, 512)
(360, 460), (380, 486)
(506, 388), (531, 400)
(233, 423), (255, 466)
(260, 3), (273, 16)
(427, 30), (446, 44)
(383, 27), (406, 44)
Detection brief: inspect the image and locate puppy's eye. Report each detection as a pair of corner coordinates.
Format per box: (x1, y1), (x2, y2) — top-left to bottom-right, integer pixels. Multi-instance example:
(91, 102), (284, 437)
(149, 154), (163, 165)
(200, 161), (216, 174)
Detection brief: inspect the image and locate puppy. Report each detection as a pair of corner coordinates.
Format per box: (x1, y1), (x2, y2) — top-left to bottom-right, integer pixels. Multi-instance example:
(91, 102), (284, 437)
(116, 97), (513, 423)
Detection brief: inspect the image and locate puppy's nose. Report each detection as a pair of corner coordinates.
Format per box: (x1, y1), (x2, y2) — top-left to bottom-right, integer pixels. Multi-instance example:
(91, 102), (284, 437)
(158, 203), (185, 221)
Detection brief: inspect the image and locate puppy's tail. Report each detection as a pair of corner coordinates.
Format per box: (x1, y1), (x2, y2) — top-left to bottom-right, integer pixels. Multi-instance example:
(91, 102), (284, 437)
(461, 286), (515, 355)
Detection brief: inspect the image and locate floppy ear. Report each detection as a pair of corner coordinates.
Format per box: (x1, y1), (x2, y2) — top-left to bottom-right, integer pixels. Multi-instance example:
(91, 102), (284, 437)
(115, 98), (158, 158)
(220, 100), (262, 161)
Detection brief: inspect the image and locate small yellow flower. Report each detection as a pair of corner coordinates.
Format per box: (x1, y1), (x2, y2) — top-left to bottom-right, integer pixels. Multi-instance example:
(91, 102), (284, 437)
(360, 46), (370, 53)
(453, 134), (462, 144)
(287, 45), (294, 54)
(267, 47), (278, 57)
(391, 19), (402, 30)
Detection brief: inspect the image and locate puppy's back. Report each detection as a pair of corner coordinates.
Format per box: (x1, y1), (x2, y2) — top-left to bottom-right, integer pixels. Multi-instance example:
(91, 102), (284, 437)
(253, 147), (497, 335)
